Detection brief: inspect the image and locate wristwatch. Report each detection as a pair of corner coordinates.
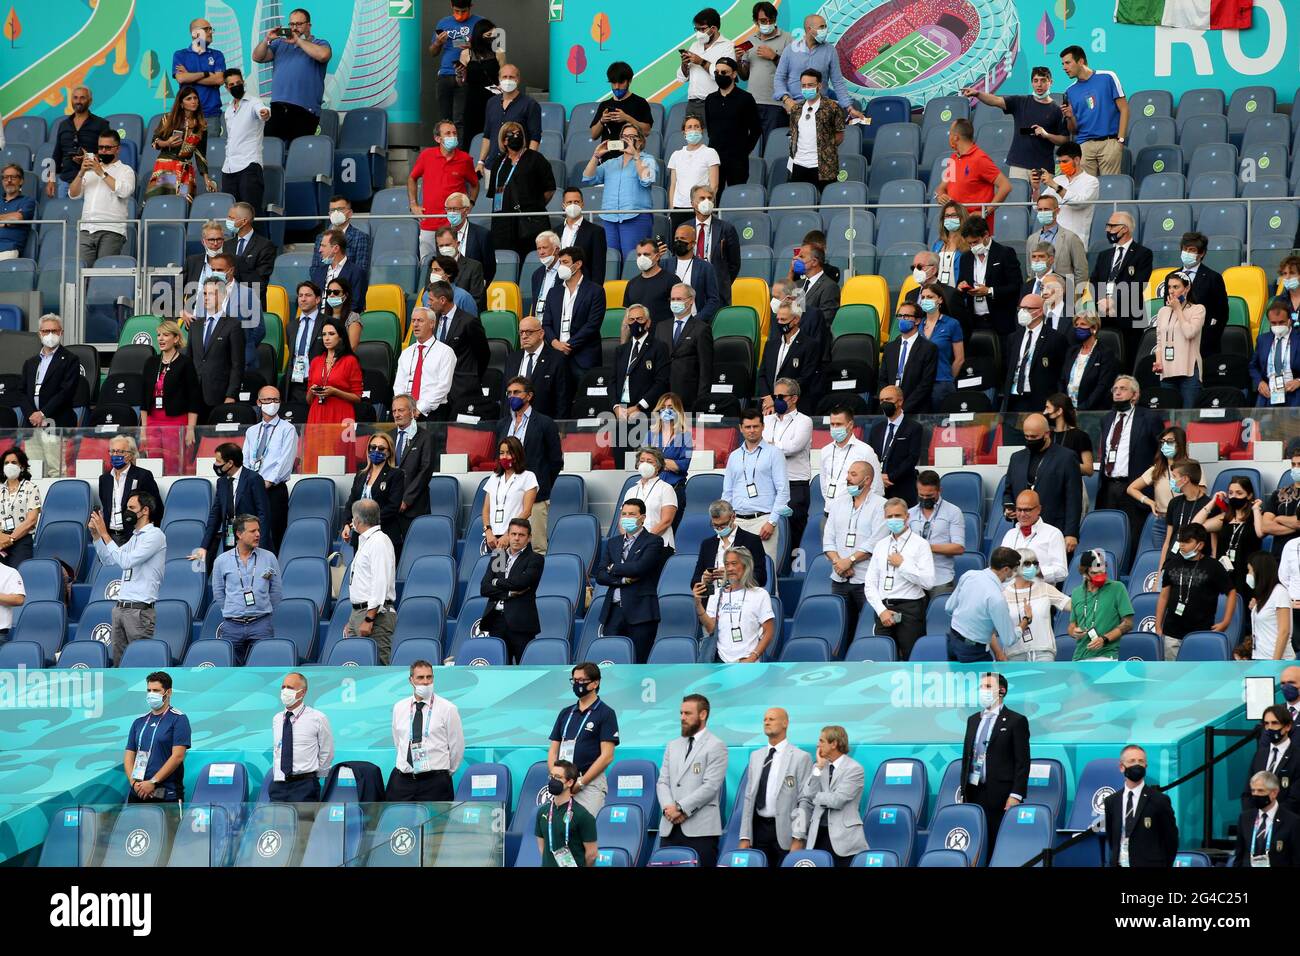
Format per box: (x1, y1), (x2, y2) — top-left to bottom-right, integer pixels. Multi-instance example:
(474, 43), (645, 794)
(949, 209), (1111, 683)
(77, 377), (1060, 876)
(1117, 136), (1127, 144)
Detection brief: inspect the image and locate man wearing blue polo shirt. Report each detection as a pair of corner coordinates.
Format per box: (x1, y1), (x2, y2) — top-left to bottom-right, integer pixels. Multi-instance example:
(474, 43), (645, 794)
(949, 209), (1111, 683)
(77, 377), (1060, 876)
(0, 165), (36, 261)
(252, 7), (332, 145)
(430, 0), (482, 139)
(547, 662), (619, 816)
(124, 671), (192, 803)
(1059, 45), (1128, 177)
(172, 18), (227, 121)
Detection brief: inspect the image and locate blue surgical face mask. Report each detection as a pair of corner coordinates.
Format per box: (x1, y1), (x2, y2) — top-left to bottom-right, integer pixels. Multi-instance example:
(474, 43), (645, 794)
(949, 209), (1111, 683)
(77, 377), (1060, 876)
(1292, 466), (1300, 483)
(714, 525), (732, 538)
(1031, 260), (1048, 275)
(368, 449), (386, 465)
(321, 253), (332, 265)
(507, 395), (525, 413)
(979, 688), (997, 709)
(844, 484), (861, 497)
(446, 211), (463, 227)
(660, 407), (676, 422)
(224, 218), (237, 235)
(1161, 442), (1176, 458)
(1285, 277), (1300, 291)
(684, 130), (703, 145)
(886, 517), (906, 535)
(325, 295), (343, 309)
(801, 87), (818, 100)
(1180, 250), (1199, 268)
(814, 28), (828, 42)
(146, 691), (165, 710)
(620, 516), (639, 534)
(792, 258), (806, 276)
(1074, 326), (1092, 342)
(830, 426), (848, 443)
(1169, 477), (1181, 495)
(773, 396), (788, 415)
(1021, 564), (1039, 580)
(757, 22), (775, 34)
(918, 297), (937, 314)
(1036, 210), (1055, 226)
(611, 87), (629, 99)
(898, 318), (916, 334)
(442, 135), (459, 150)
(670, 300), (687, 315)
(943, 217), (960, 232)
(1179, 546), (1198, 560)
(110, 454), (126, 469)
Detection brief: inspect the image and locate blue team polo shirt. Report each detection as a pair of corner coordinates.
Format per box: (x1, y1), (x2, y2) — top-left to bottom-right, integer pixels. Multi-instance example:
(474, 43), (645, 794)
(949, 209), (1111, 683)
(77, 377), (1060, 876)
(0, 195), (36, 255)
(171, 46), (228, 116)
(1066, 70), (1125, 142)
(433, 13), (482, 75)
(268, 36), (331, 115)
(125, 707), (193, 799)
(549, 699), (619, 774)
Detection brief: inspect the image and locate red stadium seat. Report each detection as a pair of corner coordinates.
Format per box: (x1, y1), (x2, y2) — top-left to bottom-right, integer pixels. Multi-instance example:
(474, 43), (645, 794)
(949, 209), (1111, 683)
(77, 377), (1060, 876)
(196, 435), (246, 462)
(928, 424), (989, 466)
(1186, 421), (1252, 460)
(560, 431), (615, 470)
(445, 426), (498, 471)
(697, 426), (740, 469)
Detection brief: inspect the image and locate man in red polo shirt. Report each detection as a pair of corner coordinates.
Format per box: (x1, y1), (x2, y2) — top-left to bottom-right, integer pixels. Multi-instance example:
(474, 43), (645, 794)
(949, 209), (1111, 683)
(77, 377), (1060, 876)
(407, 119), (479, 259)
(935, 117), (1011, 233)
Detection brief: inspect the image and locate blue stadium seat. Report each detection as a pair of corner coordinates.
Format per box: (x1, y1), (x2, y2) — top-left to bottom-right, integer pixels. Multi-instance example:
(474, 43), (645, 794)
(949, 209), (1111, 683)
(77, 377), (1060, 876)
(287, 477), (338, 526)
(454, 762), (512, 811)
(153, 600), (192, 662)
(1174, 851), (1213, 867)
(536, 552), (583, 605)
(101, 803), (172, 867)
(0, 641), (43, 669)
(820, 180), (867, 208)
(1129, 591), (1161, 633)
(1176, 631), (1231, 661)
(327, 638), (379, 666)
(866, 757), (927, 821)
(1077, 510), (1132, 573)
(183, 639), (235, 668)
(58, 640), (109, 669)
(234, 804), (300, 867)
(447, 593), (489, 659)
(191, 761), (249, 812)
(1133, 145), (1184, 185)
(519, 637), (570, 665)
(300, 802), (367, 867)
(38, 807), (100, 867)
(844, 636), (897, 662)
(862, 96), (910, 154)
(923, 804), (986, 866)
(918, 848), (968, 867)
(41, 478), (93, 527)
(719, 848), (768, 867)
(1186, 142), (1237, 183)
(684, 473), (724, 513)
(1098, 174), (1136, 202)
(772, 210), (823, 254)
(1196, 203), (1246, 241)
(647, 636), (698, 664)
(14, 599), (66, 664)
(925, 599), (952, 636)
(160, 558), (207, 619)
(536, 595), (574, 648)
(1177, 88), (1225, 127)
(1241, 111), (1288, 150)
(285, 135), (333, 220)
(595, 804), (645, 866)
(548, 513), (599, 573)
(268, 598), (318, 663)
(867, 155), (918, 202)
(648, 846), (699, 866)
(245, 638), (299, 668)
(875, 208), (926, 245)
(657, 592), (698, 641)
(851, 849), (900, 867)
(1130, 89), (1173, 121)
(909, 634), (948, 661)
(163, 519), (207, 560)
(390, 596), (446, 659)
(281, 556), (329, 616)
(769, 182), (816, 209)
(593, 847), (631, 867)
(938, 471), (983, 517)
(988, 803), (1053, 867)
(1068, 758), (1126, 832)
(396, 517), (455, 583)
(162, 477), (213, 527)
(586, 635), (635, 665)
(921, 96), (969, 137)
(390, 638), (442, 669)
(1119, 632), (1162, 662)
(456, 636), (507, 666)
(120, 638), (172, 668)
(781, 849), (833, 868)
(863, 804), (916, 867)
(1128, 116), (1176, 151)
(335, 108), (388, 203)
(779, 637), (830, 662)
(788, 594), (847, 658)
(366, 804), (432, 866)
(656, 552), (697, 598)
(400, 555), (455, 611)
(1023, 758), (1067, 827)
(277, 517), (330, 567)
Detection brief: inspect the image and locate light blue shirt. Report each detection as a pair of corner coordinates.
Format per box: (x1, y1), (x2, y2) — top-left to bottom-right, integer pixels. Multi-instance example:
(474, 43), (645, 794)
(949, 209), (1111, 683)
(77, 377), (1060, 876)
(582, 154), (657, 223)
(244, 417), (297, 486)
(212, 546), (282, 618)
(944, 568), (1017, 647)
(93, 524), (167, 603)
(773, 38), (848, 105)
(908, 497), (965, 585)
(35, 350), (55, 392)
(722, 441), (789, 517)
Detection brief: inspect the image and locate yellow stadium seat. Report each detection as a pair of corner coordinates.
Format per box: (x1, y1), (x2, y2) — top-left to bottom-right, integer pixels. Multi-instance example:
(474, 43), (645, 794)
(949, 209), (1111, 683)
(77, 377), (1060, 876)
(267, 285), (289, 334)
(487, 280), (521, 318)
(731, 277), (771, 353)
(605, 279), (627, 309)
(895, 275), (919, 312)
(1145, 267), (1175, 303)
(366, 284), (407, 335)
(841, 275), (891, 344)
(1224, 265), (1268, 339)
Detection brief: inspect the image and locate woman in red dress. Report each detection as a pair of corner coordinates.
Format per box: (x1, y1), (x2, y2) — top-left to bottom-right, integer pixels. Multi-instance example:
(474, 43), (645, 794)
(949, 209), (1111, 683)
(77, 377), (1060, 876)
(141, 319), (200, 474)
(304, 318), (363, 471)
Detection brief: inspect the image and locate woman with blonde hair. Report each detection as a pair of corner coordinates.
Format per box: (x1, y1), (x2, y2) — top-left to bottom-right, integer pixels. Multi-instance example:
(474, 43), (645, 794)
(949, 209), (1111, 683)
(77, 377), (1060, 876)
(141, 319), (201, 474)
(648, 391), (693, 530)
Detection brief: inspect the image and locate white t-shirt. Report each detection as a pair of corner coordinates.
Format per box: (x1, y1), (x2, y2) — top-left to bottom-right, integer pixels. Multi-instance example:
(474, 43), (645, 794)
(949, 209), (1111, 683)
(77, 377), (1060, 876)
(667, 145), (720, 208)
(483, 470), (539, 535)
(623, 476), (677, 548)
(1003, 580), (1072, 656)
(707, 586), (775, 662)
(1252, 584), (1296, 661)
(0, 562), (24, 631)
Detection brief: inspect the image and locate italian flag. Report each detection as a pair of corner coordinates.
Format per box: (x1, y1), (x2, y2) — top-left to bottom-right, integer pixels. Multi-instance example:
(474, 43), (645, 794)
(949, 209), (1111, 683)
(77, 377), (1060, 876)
(1114, 0), (1253, 30)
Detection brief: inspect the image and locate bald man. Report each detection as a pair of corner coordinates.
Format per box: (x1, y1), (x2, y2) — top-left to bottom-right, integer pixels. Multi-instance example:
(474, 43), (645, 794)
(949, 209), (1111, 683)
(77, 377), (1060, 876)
(737, 707), (813, 867)
(49, 87), (109, 199)
(1004, 293), (1068, 414)
(172, 17), (227, 118)
(1002, 412), (1082, 548)
(999, 490), (1069, 586)
(668, 223), (722, 324)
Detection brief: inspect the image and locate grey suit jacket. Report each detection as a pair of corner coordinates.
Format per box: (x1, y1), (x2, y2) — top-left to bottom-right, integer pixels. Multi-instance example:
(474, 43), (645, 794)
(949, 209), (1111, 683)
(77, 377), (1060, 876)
(1025, 225), (1088, 290)
(738, 742), (814, 849)
(656, 727), (728, 837)
(801, 272), (841, 320)
(792, 754), (869, 856)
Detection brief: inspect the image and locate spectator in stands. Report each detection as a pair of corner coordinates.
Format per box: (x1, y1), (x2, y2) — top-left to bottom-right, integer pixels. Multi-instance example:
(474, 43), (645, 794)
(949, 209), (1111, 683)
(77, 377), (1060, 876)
(251, 7), (332, 144)
(142, 320), (201, 477)
(658, 283), (713, 408)
(479, 517), (543, 664)
(1159, 459), (1210, 571)
(389, 394), (435, 539)
(822, 459), (884, 636)
(1151, 271), (1205, 408)
(183, 221), (228, 295)
(1092, 211), (1152, 356)
(623, 447), (678, 552)
(1167, 231), (1229, 357)
(343, 432), (405, 555)
(959, 673), (1031, 848)
(244, 385), (296, 551)
(1030, 193), (1088, 294)
(865, 496), (934, 660)
(582, 124), (656, 259)
(881, 302), (939, 413)
(999, 488), (1069, 586)
(1043, 275), (1080, 339)
(1196, 478), (1264, 603)
(1254, 299), (1300, 407)
(934, 118), (1011, 229)
(478, 63), (540, 175)
(0, 447), (38, 570)
(555, 190), (607, 286)
(1279, 258), (1300, 322)
(694, 545), (775, 663)
(668, 224), (723, 325)
(820, 404), (881, 505)
(869, 386), (923, 507)
(321, 275), (363, 351)
(537, 759), (599, 867)
(677, 7), (735, 116)
(424, 255), (478, 319)
(392, 307), (456, 421)
(785, 69), (844, 192)
(774, 14), (846, 110)
(429, 0), (481, 137)
(220, 69), (270, 213)
(427, 279), (491, 413)
(445, 191), (495, 284)
(143, 86), (214, 203)
(1004, 548), (1070, 663)
(956, 216), (1022, 337)
(688, 185), (740, 305)
(907, 255), (966, 331)
(196, 443), (273, 563)
(458, 19), (503, 146)
(915, 284), (965, 410)
(480, 436), (537, 553)
(530, 231), (562, 327)
(1043, 392), (1094, 506)
(1098, 375), (1163, 536)
(592, 61), (654, 146)
(647, 395), (692, 528)
(1265, 445), (1300, 557)
(657, 694), (727, 866)
(1235, 770), (1300, 867)
(310, 228), (368, 313)
(211, 514), (281, 665)
(1038, 142), (1099, 253)
(667, 115), (720, 231)
(759, 300), (824, 415)
(70, 129), (135, 267)
(595, 498), (667, 662)
(388, 660), (463, 802)
(1243, 708), (1297, 810)
(1059, 45), (1127, 177)
(124, 671), (190, 803)
(303, 317), (362, 466)
(762, 378), (813, 560)
(1066, 548), (1132, 661)
(0, 165), (35, 261)
(204, 251), (265, 371)
(1022, 242), (1062, 301)
(945, 546), (1022, 661)
(909, 471), (965, 597)
(548, 662), (619, 816)
(1156, 523), (1235, 660)
(1106, 746), (1179, 867)
(224, 202), (276, 307)
(739, 3), (790, 140)
(90, 491), (166, 665)
(48, 86), (109, 199)
(282, 281), (325, 403)
(694, 499), (767, 591)
(613, 305), (670, 431)
(316, 197), (372, 282)
(408, 123), (479, 261)
(173, 18), (225, 120)
(722, 409), (790, 568)
(432, 229), (485, 312)
(1004, 294), (1068, 414)
(505, 316), (566, 419)
(485, 121), (555, 264)
(185, 275), (246, 424)
(542, 246), (603, 410)
(498, 377), (562, 552)
(270, 672), (333, 801)
(704, 57), (761, 197)
(738, 707), (811, 867)
(790, 724), (867, 866)
(19, 315), (79, 434)
(98, 436), (162, 547)
(793, 241), (840, 326)
(342, 498), (397, 663)
(932, 201), (970, 287)
(964, 65), (1067, 194)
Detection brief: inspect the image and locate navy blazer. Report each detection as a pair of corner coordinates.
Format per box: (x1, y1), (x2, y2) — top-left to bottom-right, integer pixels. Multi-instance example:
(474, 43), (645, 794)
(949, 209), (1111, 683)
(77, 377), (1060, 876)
(868, 416), (924, 507)
(19, 346), (82, 426)
(758, 327), (825, 408)
(503, 346), (569, 419)
(613, 336), (671, 413)
(1097, 405), (1165, 483)
(691, 527), (767, 590)
(956, 240), (1024, 337)
(1062, 342), (1120, 412)
(203, 467), (274, 553)
(695, 216), (741, 306)
(880, 334), (940, 413)
(595, 530), (666, 626)
(543, 277), (606, 371)
(309, 258), (369, 312)
(560, 219), (608, 286)
(1003, 441), (1083, 539)
(1250, 331), (1300, 407)
(463, 222), (497, 286)
(494, 411), (563, 501)
(98, 466), (164, 528)
(676, 256), (721, 325)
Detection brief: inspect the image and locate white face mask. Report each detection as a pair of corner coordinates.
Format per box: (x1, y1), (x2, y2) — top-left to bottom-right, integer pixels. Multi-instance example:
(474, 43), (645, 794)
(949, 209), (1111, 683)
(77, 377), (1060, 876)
(279, 687), (299, 709)
(971, 242), (989, 256)
(911, 268), (928, 285)
(636, 254), (653, 273)
(694, 30), (709, 43)
(260, 402), (280, 418)
(204, 246), (220, 258)
(770, 296), (782, 313)
(696, 199), (713, 217)
(2, 464), (19, 481)
(438, 244), (457, 258)
(638, 461), (656, 479)
(564, 202), (582, 219)
(413, 682), (434, 700)
(540, 254), (555, 268)
(557, 264), (574, 282)
(328, 209), (347, 227)
(41, 333), (60, 349)
(499, 79), (518, 93)
(1017, 309), (1036, 327)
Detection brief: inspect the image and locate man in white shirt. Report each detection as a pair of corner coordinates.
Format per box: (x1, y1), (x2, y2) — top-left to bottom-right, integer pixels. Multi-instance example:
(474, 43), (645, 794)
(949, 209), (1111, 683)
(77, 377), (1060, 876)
(532, 231), (562, 324)
(999, 490), (1068, 587)
(393, 306), (456, 419)
(676, 8), (735, 112)
(823, 459), (885, 636)
(244, 385), (297, 549)
(863, 497), (935, 660)
(220, 68), (271, 213)
(820, 405), (883, 509)
(762, 377), (813, 561)
(1039, 141), (1099, 249)
(343, 499), (397, 663)
(386, 659), (464, 802)
(737, 707), (814, 867)
(270, 672), (334, 802)
(0, 558), (23, 637)
(68, 129), (135, 267)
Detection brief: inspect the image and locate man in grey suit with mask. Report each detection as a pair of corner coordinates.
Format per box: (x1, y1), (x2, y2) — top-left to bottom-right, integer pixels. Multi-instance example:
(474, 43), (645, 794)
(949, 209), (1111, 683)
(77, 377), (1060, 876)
(738, 706), (813, 866)
(791, 724), (869, 866)
(656, 693), (728, 868)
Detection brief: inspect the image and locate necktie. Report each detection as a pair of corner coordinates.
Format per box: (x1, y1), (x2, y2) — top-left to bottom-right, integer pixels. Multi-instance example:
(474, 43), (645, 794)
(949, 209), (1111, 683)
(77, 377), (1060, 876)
(896, 338), (909, 386)
(297, 317), (312, 356)
(525, 349), (535, 379)
(1015, 330), (1035, 394)
(1032, 279), (1041, 296)
(203, 316), (216, 349)
(408, 700), (425, 768)
(1124, 789), (1136, 837)
(438, 316), (449, 342)
(975, 714), (994, 781)
(828, 763), (834, 785)
(1108, 248), (1125, 285)
(696, 224), (706, 259)
(755, 747), (776, 810)
(237, 236), (247, 259)
(254, 421), (273, 466)
(395, 429), (407, 466)
(1268, 746), (1280, 773)
(673, 318), (684, 345)
(685, 735), (695, 759)
(412, 343), (426, 399)
(280, 710), (294, 775)
(1273, 337), (1286, 378)
(1105, 412), (1126, 478)
(1254, 813), (1269, 856)
(882, 421), (897, 463)
(622, 535), (634, 561)
(1290, 705), (1298, 723)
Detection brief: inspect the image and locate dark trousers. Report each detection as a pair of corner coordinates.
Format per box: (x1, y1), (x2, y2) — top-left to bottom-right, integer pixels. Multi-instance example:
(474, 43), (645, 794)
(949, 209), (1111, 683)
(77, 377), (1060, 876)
(879, 596), (928, 660)
(786, 479), (810, 571)
(268, 774), (321, 802)
(963, 781), (1011, 851)
(947, 629), (994, 663)
(436, 75), (466, 137)
(757, 104), (789, 141)
(671, 481), (686, 533)
(832, 579), (867, 643)
(222, 163), (265, 217)
(813, 825), (854, 867)
(1098, 475), (1145, 563)
(385, 768), (453, 802)
(266, 102), (320, 146)
(789, 163), (831, 193)
(604, 604), (656, 663)
(264, 481), (289, 555)
(750, 813), (786, 867)
(493, 627), (538, 664)
(127, 785), (182, 803)
(661, 830), (718, 868)
(1004, 395), (1042, 414)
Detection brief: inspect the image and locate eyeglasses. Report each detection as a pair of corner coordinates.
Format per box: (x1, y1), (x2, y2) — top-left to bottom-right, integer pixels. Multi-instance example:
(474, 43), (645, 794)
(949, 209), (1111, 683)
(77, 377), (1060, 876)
(368, 446), (386, 453)
(1020, 561), (1039, 568)
(773, 393), (790, 400)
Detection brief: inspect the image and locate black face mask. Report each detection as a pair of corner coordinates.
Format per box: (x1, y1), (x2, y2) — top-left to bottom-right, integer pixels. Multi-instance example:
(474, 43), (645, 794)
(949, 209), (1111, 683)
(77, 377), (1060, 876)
(1024, 437), (1046, 453)
(571, 680), (590, 698)
(228, 83), (245, 100)
(121, 510), (139, 531)
(1252, 794), (1273, 810)
(505, 132), (524, 150)
(714, 74), (734, 89)
(1123, 764), (1146, 783)
(547, 777), (567, 796)
(879, 400), (897, 418)
(776, 321), (791, 336)
(1265, 727), (1285, 744)
(214, 462), (229, 478)
(1106, 230), (1123, 245)
(1112, 398), (1131, 412)
(918, 496), (938, 509)
(629, 322), (647, 338)
(98, 152), (116, 164)
(672, 239), (691, 257)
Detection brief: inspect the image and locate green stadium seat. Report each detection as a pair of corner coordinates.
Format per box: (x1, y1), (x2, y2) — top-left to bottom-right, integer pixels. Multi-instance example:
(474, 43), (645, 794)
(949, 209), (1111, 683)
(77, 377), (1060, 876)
(831, 304), (880, 340)
(118, 315), (161, 350)
(712, 306), (758, 348)
(359, 310), (401, 356)
(480, 310), (520, 349)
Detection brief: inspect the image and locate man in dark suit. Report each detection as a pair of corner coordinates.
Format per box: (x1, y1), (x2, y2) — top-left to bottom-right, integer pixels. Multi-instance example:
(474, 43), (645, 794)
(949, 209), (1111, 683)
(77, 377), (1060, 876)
(496, 377), (564, 553)
(503, 315), (568, 419)
(1234, 769), (1300, 867)
(1002, 294), (1068, 414)
(666, 224), (721, 325)
(1243, 706), (1300, 815)
(1002, 413), (1083, 546)
(594, 499), (667, 663)
(957, 216), (1023, 338)
(529, 231), (564, 327)
(1250, 300), (1300, 408)
(612, 305), (671, 421)
(308, 227), (369, 311)
(19, 314), (81, 429)
(1165, 231), (1229, 357)
(868, 385), (924, 508)
(657, 285), (714, 410)
(201, 442), (273, 558)
(959, 672), (1031, 848)
(185, 275), (246, 425)
(691, 498), (767, 590)
(688, 185), (741, 306)
(425, 281), (490, 411)
(1096, 376), (1165, 553)
(431, 225), (486, 313)
(444, 191), (497, 285)
(1090, 211), (1153, 357)
(479, 518), (545, 663)
(183, 222), (228, 294)
(794, 242), (840, 326)
(880, 302), (939, 412)
(223, 202), (275, 308)
(1103, 745), (1179, 867)
(282, 281), (327, 405)
(391, 394), (435, 542)
(543, 245), (605, 414)
(758, 300), (824, 413)
(555, 188), (608, 285)
(98, 435), (164, 545)
(905, 251), (967, 328)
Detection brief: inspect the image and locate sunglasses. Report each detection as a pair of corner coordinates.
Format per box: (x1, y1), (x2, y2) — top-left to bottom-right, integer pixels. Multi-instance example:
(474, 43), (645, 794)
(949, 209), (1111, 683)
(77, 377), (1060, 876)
(368, 445), (387, 453)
